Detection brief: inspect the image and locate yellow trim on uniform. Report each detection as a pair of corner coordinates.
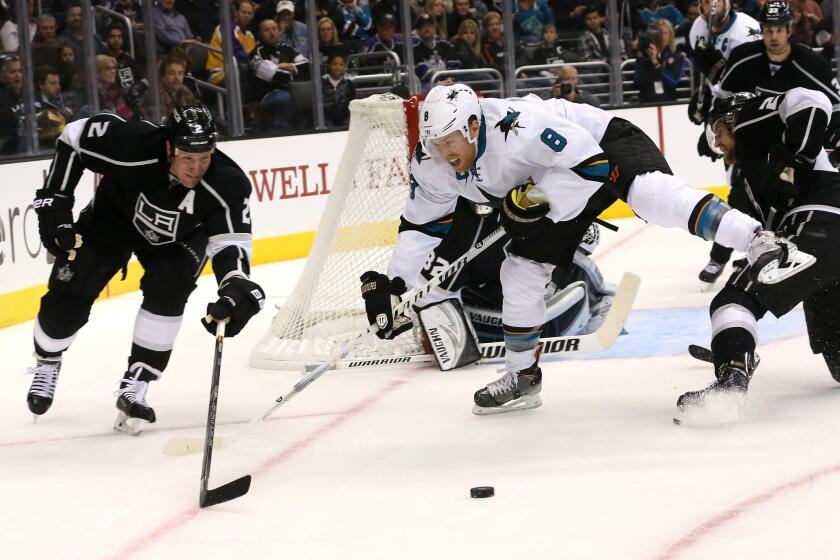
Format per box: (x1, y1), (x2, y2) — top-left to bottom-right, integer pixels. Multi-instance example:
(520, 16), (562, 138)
(0, 186), (731, 329)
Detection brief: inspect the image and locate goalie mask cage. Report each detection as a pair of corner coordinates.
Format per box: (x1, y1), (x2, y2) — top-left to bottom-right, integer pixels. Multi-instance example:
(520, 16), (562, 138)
(250, 93), (426, 370)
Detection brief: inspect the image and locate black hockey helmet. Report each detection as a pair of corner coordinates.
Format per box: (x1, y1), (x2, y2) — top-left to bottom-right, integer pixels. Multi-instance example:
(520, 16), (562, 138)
(758, 0), (792, 25)
(165, 104), (218, 153)
(707, 92), (758, 131)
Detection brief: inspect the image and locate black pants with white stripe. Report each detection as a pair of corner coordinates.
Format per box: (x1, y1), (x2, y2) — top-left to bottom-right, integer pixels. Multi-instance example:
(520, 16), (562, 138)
(710, 207), (840, 367)
(36, 222), (207, 374)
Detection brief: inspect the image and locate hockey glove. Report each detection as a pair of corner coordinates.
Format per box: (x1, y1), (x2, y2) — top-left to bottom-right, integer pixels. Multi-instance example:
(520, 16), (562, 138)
(826, 127), (840, 167)
(33, 188), (80, 256)
(696, 130), (719, 161)
(202, 276), (266, 337)
(687, 89), (708, 125)
(360, 271), (413, 340)
(693, 45), (724, 77)
(501, 182), (550, 240)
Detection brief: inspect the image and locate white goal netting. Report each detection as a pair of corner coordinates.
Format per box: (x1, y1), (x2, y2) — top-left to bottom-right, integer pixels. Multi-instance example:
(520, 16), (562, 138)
(250, 94), (426, 370)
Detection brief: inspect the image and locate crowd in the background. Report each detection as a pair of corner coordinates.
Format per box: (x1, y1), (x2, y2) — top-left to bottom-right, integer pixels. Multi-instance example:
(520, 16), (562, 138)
(0, 0), (836, 156)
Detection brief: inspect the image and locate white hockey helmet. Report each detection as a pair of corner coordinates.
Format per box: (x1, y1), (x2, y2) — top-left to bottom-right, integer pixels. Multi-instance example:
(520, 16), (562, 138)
(419, 83), (482, 153)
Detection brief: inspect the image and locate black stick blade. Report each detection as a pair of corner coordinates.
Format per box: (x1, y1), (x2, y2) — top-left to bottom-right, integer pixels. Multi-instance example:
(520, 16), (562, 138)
(199, 475), (252, 508)
(688, 344), (714, 363)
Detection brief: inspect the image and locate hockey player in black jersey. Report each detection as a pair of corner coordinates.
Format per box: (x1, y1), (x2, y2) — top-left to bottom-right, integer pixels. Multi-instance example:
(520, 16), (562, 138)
(27, 105), (265, 434)
(676, 88), (840, 423)
(696, 0), (840, 285)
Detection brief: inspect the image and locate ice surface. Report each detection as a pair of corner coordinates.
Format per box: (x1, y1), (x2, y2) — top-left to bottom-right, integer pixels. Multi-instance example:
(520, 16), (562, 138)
(2, 218), (839, 560)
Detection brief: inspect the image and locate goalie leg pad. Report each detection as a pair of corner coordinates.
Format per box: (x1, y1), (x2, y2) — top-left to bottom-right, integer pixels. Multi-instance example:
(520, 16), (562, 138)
(417, 299), (482, 371)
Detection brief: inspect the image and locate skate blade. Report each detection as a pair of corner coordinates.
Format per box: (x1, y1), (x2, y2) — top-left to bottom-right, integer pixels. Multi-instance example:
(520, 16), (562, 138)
(699, 280), (719, 293)
(472, 395), (542, 416)
(755, 250), (816, 284)
(114, 411), (147, 436)
(674, 391), (746, 426)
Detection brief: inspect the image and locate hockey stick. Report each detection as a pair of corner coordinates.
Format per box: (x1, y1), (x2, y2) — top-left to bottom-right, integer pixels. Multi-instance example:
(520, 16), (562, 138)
(329, 271), (640, 368)
(692, 0), (718, 123)
(163, 226), (509, 456)
(198, 320), (251, 507)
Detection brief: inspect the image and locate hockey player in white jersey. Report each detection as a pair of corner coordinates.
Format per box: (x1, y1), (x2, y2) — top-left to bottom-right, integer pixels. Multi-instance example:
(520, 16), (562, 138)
(360, 83), (807, 415)
(688, 0), (762, 124)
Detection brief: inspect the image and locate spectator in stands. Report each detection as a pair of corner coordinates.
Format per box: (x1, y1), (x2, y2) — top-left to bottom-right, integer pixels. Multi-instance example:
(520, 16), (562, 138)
(423, 0), (450, 40)
(363, 12), (402, 57)
(550, 64), (599, 106)
(791, 0), (822, 45)
(413, 13), (459, 92)
(249, 17), (308, 133)
(514, 0), (555, 43)
(32, 14), (61, 68)
(140, 56), (195, 121)
(104, 0), (144, 31)
(552, 0), (598, 30)
(206, 0), (256, 85)
(335, 0), (372, 47)
(36, 65), (71, 118)
(322, 52), (355, 126)
(639, 0), (685, 27)
(0, 54), (22, 153)
(633, 19), (686, 102)
(447, 0), (477, 38)
(104, 25), (141, 92)
(0, 0), (35, 53)
(451, 18), (485, 68)
(153, 0), (196, 53)
(317, 17), (349, 66)
(579, 6), (624, 62)
(371, 0), (405, 24)
(675, 0), (700, 53)
(481, 11), (505, 72)
(57, 42), (83, 109)
(59, 2), (105, 62)
(84, 54), (134, 120)
(531, 23), (566, 66)
(275, 0), (310, 58)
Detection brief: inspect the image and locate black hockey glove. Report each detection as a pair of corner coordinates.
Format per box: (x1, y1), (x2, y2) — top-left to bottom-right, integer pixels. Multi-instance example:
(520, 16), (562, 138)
(764, 144), (799, 211)
(501, 183), (550, 240)
(693, 45), (724, 77)
(687, 89), (709, 125)
(202, 276), (266, 337)
(33, 188), (80, 256)
(360, 271), (413, 340)
(696, 130), (719, 161)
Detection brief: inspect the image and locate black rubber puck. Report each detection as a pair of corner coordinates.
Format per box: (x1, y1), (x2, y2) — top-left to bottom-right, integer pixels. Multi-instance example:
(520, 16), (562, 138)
(470, 486), (494, 498)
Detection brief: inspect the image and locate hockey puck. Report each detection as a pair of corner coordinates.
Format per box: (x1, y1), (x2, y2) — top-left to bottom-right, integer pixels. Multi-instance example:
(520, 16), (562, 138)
(470, 486), (494, 498)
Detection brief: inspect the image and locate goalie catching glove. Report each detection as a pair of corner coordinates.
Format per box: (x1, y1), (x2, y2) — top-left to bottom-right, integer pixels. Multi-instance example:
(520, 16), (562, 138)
(360, 271), (413, 339)
(501, 182), (550, 240)
(202, 276), (266, 337)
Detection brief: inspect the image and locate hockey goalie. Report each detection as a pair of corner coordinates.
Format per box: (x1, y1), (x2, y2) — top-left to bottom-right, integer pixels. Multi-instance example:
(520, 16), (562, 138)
(361, 196), (616, 372)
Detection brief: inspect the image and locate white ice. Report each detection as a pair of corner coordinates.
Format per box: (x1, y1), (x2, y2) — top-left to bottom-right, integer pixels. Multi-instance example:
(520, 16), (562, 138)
(2, 218), (839, 560)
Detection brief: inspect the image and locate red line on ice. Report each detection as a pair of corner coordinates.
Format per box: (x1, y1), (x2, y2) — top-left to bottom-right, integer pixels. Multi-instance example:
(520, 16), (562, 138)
(109, 378), (408, 560)
(654, 459), (840, 560)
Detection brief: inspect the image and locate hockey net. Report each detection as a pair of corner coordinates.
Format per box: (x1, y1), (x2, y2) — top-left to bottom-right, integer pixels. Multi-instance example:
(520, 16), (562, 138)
(250, 93), (425, 370)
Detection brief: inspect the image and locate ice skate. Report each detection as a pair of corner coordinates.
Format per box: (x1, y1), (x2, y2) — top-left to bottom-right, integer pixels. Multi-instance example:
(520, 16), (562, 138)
(824, 351), (840, 383)
(26, 355), (62, 418)
(675, 357), (757, 425)
(114, 365), (158, 435)
(698, 258), (725, 287)
(747, 229), (815, 284)
(473, 361), (542, 415)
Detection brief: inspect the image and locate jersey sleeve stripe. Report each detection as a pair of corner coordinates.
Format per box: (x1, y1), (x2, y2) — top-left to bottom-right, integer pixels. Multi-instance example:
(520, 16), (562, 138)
(78, 146), (159, 167)
(199, 179), (235, 232)
(791, 61), (840, 104)
(719, 51), (762, 86)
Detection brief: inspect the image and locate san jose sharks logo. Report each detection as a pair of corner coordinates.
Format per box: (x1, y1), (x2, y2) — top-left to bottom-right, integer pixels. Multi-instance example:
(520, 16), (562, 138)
(446, 89), (460, 101)
(495, 109), (525, 141)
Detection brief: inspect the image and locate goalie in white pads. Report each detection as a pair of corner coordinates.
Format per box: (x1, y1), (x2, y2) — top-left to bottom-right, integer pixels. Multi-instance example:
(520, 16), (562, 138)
(360, 83), (806, 415)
